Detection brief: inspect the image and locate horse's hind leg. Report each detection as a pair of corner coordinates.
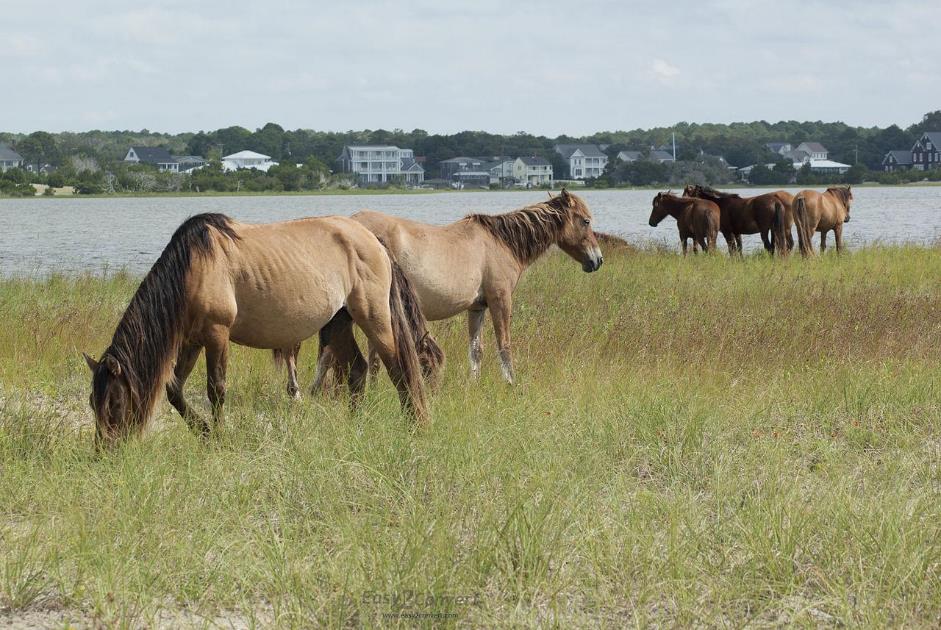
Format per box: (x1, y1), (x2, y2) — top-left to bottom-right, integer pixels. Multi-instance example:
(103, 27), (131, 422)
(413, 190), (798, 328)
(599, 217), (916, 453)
(166, 342), (210, 435)
(286, 343), (301, 400)
(311, 309), (351, 396)
(327, 319), (368, 408)
(468, 308), (486, 380)
(760, 230), (773, 254)
(366, 340), (382, 382)
(819, 230), (827, 253)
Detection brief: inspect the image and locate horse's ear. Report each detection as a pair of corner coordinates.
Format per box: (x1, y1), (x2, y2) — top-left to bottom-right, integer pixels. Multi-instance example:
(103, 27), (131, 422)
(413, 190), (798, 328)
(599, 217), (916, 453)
(102, 355), (122, 377)
(83, 352), (99, 372)
(560, 187), (573, 207)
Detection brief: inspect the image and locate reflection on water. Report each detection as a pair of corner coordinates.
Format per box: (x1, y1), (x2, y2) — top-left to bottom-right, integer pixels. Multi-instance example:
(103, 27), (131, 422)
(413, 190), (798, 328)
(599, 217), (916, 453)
(0, 187), (939, 276)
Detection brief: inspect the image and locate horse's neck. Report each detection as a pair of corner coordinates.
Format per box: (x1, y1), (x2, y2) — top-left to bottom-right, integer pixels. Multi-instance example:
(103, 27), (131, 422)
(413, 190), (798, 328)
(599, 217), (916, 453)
(665, 197), (691, 218)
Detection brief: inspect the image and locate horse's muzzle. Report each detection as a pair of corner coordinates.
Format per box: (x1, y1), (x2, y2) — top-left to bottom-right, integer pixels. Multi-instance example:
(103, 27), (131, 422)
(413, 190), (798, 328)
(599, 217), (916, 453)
(844, 216), (850, 223)
(583, 257), (603, 273)
(648, 219), (657, 227)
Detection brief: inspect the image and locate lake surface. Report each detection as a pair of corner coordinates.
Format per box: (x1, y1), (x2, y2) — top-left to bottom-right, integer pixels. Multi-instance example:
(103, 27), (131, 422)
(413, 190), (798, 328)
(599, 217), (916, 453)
(1, 187), (939, 276)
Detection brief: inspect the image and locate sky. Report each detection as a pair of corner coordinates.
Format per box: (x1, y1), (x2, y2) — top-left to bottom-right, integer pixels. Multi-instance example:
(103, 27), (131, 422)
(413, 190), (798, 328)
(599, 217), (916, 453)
(2, 0), (939, 136)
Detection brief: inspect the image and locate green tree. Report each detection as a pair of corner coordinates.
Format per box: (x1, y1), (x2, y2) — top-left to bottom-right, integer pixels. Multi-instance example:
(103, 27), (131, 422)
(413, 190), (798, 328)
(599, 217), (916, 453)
(16, 131), (59, 171)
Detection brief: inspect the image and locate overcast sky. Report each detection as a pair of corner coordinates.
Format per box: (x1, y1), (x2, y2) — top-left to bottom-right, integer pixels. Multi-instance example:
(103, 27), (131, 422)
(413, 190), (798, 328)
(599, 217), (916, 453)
(2, 0), (938, 136)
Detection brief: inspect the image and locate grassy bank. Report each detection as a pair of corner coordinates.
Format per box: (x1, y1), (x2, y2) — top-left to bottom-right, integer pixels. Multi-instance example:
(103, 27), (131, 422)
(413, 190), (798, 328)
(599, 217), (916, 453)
(2, 246), (941, 627)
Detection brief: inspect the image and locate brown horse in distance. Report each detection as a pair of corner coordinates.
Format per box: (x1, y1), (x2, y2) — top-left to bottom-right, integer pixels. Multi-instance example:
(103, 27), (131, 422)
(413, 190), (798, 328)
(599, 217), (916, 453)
(683, 185), (794, 255)
(793, 186), (853, 256)
(648, 192), (720, 254)
(84, 213), (439, 447)
(315, 189), (603, 385)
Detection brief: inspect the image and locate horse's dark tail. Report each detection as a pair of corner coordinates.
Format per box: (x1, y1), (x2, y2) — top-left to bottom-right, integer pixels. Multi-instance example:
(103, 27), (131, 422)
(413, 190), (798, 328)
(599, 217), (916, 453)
(272, 348), (287, 370)
(382, 240), (440, 425)
(793, 196), (814, 257)
(771, 199), (788, 257)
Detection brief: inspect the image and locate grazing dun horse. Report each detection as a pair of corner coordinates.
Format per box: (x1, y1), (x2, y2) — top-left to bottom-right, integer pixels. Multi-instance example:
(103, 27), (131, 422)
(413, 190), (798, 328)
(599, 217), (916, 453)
(793, 186), (853, 256)
(648, 192), (720, 254)
(84, 213), (438, 447)
(317, 189), (603, 385)
(683, 185), (794, 255)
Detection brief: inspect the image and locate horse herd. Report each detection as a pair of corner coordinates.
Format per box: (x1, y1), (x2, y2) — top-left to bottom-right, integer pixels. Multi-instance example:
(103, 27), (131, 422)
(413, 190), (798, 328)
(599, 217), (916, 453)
(649, 185), (853, 257)
(83, 189), (602, 446)
(83, 186), (850, 447)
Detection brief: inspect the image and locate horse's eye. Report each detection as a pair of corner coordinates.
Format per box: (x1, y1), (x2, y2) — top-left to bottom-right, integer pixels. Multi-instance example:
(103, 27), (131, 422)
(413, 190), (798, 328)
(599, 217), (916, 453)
(583, 218), (590, 226)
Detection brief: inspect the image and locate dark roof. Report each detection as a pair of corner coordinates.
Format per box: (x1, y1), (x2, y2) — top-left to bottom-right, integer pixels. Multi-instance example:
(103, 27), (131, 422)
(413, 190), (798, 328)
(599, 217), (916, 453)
(918, 132), (941, 148)
(0, 143), (23, 161)
(883, 150), (913, 165)
(617, 150), (642, 160)
(554, 143), (606, 158)
(765, 142), (789, 151)
(519, 156), (550, 166)
(649, 150), (674, 162)
(797, 142), (828, 153)
(128, 146), (175, 164)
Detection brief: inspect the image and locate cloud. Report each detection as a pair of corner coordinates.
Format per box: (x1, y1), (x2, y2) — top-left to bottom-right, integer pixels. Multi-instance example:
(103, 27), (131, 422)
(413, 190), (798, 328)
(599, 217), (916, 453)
(651, 59), (681, 84)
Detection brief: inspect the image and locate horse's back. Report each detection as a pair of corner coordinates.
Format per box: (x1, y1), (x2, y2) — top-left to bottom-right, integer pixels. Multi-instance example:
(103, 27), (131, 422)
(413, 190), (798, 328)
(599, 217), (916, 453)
(352, 210), (490, 320)
(220, 216), (387, 349)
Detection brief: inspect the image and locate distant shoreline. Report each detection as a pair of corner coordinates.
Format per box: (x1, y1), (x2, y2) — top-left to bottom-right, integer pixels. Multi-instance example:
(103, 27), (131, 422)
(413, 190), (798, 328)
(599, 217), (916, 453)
(1, 180), (939, 200)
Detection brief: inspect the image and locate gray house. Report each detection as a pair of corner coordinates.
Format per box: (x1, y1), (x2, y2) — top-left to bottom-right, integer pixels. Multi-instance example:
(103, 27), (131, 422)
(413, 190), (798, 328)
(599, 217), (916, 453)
(0, 143), (24, 172)
(882, 150), (913, 172)
(124, 146), (179, 172)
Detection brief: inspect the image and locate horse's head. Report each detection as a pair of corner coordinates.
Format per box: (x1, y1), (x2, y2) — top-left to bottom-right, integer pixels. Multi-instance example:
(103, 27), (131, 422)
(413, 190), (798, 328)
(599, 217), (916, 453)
(828, 186), (853, 223)
(649, 192), (669, 227)
(554, 188), (603, 272)
(84, 352), (134, 447)
(682, 185), (698, 198)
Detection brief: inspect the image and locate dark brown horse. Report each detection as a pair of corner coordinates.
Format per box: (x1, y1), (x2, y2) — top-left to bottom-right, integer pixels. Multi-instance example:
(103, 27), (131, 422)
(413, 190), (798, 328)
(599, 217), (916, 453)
(793, 186), (853, 256)
(682, 185), (794, 255)
(648, 192), (720, 254)
(84, 213), (440, 447)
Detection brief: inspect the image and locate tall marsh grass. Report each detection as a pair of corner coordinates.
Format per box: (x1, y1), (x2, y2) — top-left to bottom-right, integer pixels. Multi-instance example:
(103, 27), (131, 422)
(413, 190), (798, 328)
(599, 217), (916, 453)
(1, 246), (941, 626)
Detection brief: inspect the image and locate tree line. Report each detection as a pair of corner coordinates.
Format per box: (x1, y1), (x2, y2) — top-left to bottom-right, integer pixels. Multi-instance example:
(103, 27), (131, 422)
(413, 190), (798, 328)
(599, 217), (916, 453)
(1, 111), (940, 196)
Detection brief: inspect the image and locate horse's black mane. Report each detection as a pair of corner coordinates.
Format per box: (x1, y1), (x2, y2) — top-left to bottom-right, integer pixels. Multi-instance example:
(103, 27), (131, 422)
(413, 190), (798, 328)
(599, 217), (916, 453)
(92, 213), (240, 426)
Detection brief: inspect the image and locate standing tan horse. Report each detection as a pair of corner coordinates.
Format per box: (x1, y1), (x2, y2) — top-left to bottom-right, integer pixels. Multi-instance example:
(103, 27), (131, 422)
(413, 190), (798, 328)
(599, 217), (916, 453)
(682, 185), (794, 255)
(83, 213), (437, 447)
(793, 186), (853, 256)
(316, 189), (603, 385)
(648, 192), (720, 254)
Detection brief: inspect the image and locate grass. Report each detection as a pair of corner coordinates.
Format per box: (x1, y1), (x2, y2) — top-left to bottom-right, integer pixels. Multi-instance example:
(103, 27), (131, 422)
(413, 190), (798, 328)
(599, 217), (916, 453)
(2, 245), (941, 627)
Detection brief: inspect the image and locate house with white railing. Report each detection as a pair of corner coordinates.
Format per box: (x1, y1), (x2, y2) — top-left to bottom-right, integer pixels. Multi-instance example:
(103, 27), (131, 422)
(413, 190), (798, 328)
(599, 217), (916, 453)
(337, 145), (423, 185)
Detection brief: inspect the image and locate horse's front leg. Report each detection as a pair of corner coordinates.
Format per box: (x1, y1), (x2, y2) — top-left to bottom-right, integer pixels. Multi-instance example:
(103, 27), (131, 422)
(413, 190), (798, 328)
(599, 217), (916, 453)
(834, 223), (844, 253)
(204, 326), (230, 428)
(468, 308), (486, 380)
(166, 342), (210, 435)
(820, 230), (827, 253)
(488, 292), (515, 384)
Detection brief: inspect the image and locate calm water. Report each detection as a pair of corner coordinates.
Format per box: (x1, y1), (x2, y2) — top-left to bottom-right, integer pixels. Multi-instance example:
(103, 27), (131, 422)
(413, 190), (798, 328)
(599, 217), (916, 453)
(0, 187), (939, 276)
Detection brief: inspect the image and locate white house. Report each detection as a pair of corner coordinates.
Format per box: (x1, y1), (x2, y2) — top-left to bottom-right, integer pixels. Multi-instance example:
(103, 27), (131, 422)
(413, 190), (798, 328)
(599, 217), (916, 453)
(554, 144), (608, 179)
(221, 150), (278, 172)
(0, 143), (23, 172)
(124, 146), (179, 172)
(513, 157), (553, 187)
(337, 145), (422, 185)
